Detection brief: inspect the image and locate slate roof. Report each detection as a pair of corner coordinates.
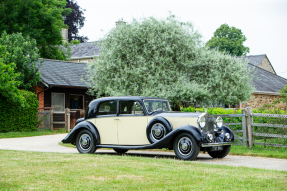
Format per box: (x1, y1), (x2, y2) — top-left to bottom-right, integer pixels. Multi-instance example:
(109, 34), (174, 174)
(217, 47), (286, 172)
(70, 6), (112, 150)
(241, 54), (266, 66)
(249, 63), (287, 93)
(38, 56), (287, 93)
(38, 59), (89, 88)
(70, 41), (100, 59)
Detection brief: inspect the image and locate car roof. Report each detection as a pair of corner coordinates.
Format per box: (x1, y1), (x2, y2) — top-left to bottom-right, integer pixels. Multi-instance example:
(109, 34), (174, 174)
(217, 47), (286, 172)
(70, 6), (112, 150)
(95, 96), (166, 101)
(89, 96), (167, 106)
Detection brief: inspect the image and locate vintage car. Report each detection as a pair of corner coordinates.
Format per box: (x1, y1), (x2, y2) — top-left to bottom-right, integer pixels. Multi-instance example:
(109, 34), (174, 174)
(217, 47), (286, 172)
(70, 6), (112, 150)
(62, 96), (234, 160)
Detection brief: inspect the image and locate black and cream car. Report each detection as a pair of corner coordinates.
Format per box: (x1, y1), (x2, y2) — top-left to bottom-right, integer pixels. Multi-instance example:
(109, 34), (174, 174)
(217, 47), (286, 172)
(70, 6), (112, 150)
(62, 96), (234, 160)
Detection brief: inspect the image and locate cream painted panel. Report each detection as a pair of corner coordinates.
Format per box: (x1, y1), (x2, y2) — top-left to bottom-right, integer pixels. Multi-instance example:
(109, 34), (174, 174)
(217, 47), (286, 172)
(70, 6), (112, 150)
(117, 116), (149, 145)
(147, 117), (198, 130)
(88, 117), (118, 144)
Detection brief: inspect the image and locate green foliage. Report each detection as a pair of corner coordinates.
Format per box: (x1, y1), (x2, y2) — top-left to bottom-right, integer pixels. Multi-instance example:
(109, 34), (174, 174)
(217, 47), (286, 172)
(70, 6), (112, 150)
(0, 91), (39, 132)
(279, 85), (287, 103)
(0, 0), (72, 60)
(0, 31), (41, 90)
(87, 16), (253, 109)
(206, 24), (250, 56)
(0, 45), (26, 106)
(271, 84), (287, 110)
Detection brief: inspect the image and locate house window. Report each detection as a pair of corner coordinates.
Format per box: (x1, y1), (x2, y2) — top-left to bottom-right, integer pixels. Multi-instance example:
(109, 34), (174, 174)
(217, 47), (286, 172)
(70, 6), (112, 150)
(51, 93), (65, 112)
(70, 95), (84, 110)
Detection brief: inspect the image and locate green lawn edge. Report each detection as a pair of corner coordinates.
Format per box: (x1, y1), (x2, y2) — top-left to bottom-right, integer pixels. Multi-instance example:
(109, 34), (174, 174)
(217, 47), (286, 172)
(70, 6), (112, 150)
(1, 150), (286, 191)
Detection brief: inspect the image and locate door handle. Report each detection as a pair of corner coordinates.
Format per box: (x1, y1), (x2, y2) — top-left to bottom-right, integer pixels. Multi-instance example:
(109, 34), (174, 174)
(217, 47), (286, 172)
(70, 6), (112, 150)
(114, 118), (119, 120)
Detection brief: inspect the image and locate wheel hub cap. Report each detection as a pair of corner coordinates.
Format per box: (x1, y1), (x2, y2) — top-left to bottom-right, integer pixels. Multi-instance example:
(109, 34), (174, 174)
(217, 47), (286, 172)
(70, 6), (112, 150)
(178, 137), (192, 155)
(151, 123), (166, 140)
(79, 134), (91, 150)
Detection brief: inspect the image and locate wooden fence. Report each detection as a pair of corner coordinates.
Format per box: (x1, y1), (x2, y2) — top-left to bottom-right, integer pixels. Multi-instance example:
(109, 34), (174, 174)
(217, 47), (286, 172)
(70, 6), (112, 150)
(215, 107), (287, 148)
(37, 107), (53, 130)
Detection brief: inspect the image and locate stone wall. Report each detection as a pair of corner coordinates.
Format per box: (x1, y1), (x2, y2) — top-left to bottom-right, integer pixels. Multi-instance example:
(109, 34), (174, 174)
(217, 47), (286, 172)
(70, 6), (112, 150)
(244, 93), (286, 109)
(258, 56), (276, 74)
(70, 58), (94, 63)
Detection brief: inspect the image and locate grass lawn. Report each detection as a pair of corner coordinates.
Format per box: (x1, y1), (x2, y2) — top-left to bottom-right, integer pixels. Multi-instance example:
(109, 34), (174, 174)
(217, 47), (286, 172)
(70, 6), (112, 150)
(0, 150), (286, 190)
(230, 145), (287, 159)
(0, 129), (66, 139)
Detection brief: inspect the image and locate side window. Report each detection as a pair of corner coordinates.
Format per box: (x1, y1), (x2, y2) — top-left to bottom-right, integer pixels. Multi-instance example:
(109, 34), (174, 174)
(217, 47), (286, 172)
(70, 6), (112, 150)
(98, 101), (117, 116)
(120, 101), (143, 115)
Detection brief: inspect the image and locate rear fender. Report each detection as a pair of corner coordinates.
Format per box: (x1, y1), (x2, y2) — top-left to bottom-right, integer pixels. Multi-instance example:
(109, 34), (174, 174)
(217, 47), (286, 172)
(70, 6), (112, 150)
(62, 121), (100, 145)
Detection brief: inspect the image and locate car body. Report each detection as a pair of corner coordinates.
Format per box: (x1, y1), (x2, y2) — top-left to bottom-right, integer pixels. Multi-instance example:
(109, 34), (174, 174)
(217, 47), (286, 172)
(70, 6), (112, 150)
(62, 96), (234, 160)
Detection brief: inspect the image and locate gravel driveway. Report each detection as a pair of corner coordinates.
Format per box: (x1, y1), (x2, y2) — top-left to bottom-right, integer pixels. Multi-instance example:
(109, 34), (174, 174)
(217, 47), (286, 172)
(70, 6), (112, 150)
(0, 133), (286, 171)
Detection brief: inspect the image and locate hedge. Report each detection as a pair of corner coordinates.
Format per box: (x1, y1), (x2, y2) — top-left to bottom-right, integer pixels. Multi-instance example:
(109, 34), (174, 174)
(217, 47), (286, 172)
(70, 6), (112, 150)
(181, 106), (287, 145)
(0, 90), (39, 132)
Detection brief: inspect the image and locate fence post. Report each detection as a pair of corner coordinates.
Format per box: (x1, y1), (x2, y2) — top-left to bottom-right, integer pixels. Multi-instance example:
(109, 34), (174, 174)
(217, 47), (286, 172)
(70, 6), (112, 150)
(50, 108), (53, 131)
(65, 108), (70, 133)
(246, 107), (253, 148)
(241, 109), (247, 147)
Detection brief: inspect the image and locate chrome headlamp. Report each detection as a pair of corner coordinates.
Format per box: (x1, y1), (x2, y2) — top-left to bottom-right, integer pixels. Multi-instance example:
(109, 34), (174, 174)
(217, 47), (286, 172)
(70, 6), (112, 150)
(215, 116), (223, 128)
(197, 116), (205, 128)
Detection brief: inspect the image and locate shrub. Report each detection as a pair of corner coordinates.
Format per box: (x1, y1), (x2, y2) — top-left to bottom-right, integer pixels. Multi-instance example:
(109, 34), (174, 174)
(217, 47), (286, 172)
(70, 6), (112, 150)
(0, 90), (39, 132)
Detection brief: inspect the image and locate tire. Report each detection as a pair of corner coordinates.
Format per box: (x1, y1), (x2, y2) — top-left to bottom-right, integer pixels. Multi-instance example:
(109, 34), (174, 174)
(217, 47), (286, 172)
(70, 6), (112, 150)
(76, 129), (97, 154)
(113, 148), (128, 154)
(173, 133), (199, 160)
(208, 145), (231, 158)
(146, 118), (172, 143)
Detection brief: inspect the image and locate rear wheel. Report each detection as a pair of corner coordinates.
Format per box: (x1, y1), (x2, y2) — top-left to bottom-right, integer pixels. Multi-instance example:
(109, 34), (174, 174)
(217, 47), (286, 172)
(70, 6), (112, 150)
(173, 133), (199, 160)
(208, 145), (231, 158)
(76, 129), (97, 154)
(113, 148), (128, 154)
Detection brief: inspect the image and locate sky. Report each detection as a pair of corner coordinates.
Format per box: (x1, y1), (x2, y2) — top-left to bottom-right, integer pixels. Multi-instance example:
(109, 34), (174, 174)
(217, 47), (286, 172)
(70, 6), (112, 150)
(76, 0), (287, 79)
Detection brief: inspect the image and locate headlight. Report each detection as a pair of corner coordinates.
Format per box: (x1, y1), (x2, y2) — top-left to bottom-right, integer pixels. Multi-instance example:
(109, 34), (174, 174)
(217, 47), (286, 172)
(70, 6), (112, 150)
(216, 116), (223, 128)
(225, 133), (230, 139)
(197, 116), (205, 128)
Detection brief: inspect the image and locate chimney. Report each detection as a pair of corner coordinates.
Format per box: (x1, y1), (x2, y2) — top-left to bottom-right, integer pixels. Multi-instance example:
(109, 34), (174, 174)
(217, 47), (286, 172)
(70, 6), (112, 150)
(115, 18), (126, 26)
(61, 28), (68, 42)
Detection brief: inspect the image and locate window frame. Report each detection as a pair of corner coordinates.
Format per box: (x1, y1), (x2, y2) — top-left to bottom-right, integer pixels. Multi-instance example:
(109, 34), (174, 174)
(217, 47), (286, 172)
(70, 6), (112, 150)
(97, 100), (118, 118)
(69, 94), (85, 110)
(118, 101), (144, 116)
(51, 92), (65, 113)
(143, 99), (171, 114)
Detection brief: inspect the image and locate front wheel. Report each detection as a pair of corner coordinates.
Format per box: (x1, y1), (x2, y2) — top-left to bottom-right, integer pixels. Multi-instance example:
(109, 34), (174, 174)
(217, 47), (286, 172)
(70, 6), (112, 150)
(208, 145), (231, 158)
(173, 133), (199, 160)
(113, 148), (128, 154)
(76, 129), (97, 154)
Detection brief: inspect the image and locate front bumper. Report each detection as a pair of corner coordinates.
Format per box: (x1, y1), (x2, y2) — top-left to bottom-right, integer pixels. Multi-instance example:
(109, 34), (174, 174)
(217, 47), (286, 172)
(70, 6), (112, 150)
(201, 142), (235, 147)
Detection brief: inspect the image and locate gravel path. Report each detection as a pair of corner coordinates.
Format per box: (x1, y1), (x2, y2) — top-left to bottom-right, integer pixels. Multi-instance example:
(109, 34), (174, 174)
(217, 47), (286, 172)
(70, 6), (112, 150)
(0, 133), (286, 171)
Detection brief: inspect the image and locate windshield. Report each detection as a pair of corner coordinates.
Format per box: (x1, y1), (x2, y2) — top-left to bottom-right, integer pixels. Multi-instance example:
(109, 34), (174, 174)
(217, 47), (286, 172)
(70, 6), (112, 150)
(143, 99), (171, 114)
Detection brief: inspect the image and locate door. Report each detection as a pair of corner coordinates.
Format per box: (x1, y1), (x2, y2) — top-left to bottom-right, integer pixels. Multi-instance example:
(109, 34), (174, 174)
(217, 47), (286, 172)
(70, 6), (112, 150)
(117, 101), (149, 145)
(93, 100), (118, 144)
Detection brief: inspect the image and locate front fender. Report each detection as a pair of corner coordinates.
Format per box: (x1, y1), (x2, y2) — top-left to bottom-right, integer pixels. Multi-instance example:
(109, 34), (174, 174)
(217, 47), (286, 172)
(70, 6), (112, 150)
(62, 121), (100, 145)
(221, 125), (234, 141)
